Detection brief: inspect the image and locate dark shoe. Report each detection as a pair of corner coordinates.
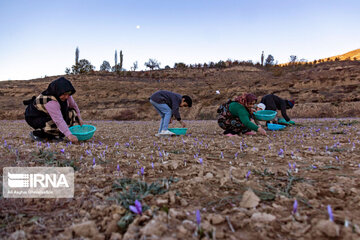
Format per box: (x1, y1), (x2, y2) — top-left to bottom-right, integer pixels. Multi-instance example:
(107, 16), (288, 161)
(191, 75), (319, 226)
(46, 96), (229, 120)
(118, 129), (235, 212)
(29, 131), (45, 142)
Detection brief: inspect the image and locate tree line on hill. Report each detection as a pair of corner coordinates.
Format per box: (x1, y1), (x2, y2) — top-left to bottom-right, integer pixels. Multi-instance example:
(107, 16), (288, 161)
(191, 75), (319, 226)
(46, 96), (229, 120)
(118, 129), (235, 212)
(65, 47), (359, 75)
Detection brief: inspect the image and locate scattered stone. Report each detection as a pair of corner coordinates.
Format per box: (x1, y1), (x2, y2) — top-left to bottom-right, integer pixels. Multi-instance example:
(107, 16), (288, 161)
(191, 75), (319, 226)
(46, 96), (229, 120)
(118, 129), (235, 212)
(156, 198), (169, 205)
(140, 217), (167, 237)
(71, 220), (104, 240)
(314, 219), (340, 237)
(251, 212), (276, 222)
(240, 189), (260, 208)
(205, 172), (214, 179)
(208, 214), (225, 225)
(110, 232), (123, 240)
(8, 230), (26, 240)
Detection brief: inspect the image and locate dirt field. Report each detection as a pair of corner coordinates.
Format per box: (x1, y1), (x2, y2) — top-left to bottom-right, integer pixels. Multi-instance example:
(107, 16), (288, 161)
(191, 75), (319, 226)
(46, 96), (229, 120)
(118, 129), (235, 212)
(1, 119), (360, 239)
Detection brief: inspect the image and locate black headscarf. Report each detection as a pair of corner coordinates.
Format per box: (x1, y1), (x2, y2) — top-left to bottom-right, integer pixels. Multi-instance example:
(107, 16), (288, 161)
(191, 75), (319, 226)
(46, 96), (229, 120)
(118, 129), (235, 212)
(42, 77), (76, 124)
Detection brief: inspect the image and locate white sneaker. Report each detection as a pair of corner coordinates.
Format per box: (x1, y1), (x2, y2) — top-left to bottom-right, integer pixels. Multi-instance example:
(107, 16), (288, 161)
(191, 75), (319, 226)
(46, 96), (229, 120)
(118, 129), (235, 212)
(158, 130), (175, 136)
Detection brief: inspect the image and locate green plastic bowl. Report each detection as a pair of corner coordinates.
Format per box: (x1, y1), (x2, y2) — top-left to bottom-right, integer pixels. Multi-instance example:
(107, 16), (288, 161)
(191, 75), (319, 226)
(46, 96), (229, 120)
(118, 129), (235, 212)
(254, 110), (277, 121)
(69, 125), (96, 141)
(267, 123), (286, 131)
(168, 128), (188, 135)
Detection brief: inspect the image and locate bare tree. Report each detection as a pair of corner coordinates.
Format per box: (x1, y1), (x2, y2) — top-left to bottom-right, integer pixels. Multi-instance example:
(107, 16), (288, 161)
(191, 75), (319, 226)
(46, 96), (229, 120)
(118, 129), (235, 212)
(144, 59), (161, 70)
(131, 61), (138, 71)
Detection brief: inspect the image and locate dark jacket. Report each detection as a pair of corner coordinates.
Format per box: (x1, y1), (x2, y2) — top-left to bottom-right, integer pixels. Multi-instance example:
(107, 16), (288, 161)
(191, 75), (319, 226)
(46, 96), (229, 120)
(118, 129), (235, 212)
(150, 90), (182, 120)
(24, 77), (76, 129)
(261, 94), (292, 121)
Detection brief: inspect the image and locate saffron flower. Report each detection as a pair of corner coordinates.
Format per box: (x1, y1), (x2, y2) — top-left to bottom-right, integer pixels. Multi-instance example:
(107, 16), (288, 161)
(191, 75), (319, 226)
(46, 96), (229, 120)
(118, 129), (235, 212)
(292, 199), (298, 214)
(129, 200), (142, 215)
(117, 164), (120, 171)
(93, 158), (96, 166)
(246, 170), (251, 180)
(199, 158), (203, 165)
(196, 209), (201, 227)
(140, 167), (144, 176)
(327, 205), (334, 221)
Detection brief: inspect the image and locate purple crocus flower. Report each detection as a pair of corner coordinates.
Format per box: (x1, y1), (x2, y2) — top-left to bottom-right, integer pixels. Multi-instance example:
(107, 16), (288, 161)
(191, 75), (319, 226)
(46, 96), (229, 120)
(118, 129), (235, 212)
(221, 152), (224, 159)
(151, 162), (154, 169)
(196, 209), (201, 227)
(60, 148), (65, 154)
(246, 170), (251, 180)
(293, 163), (296, 170)
(288, 162), (292, 171)
(129, 200), (142, 215)
(140, 167), (144, 176)
(292, 199), (298, 214)
(335, 156), (339, 162)
(199, 158), (203, 165)
(327, 205), (334, 221)
(278, 148), (284, 156)
(117, 164), (120, 171)
(93, 158), (96, 166)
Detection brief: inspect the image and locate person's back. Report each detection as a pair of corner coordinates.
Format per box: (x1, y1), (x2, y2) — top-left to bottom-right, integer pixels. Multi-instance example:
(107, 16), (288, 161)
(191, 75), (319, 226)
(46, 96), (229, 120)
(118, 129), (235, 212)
(260, 94), (295, 123)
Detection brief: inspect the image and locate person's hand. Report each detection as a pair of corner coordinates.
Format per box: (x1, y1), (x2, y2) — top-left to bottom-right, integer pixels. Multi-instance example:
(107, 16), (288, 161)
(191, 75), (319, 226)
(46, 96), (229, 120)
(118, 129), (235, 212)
(288, 120), (295, 125)
(67, 134), (79, 144)
(258, 127), (267, 136)
(180, 121), (186, 128)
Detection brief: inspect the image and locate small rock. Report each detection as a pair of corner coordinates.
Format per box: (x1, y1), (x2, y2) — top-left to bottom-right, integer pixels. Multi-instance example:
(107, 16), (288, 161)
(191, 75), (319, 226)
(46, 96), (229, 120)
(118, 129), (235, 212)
(140, 218), (167, 237)
(105, 219), (119, 236)
(240, 189), (260, 208)
(251, 212), (276, 222)
(169, 191), (176, 205)
(314, 220), (340, 237)
(182, 220), (196, 231)
(180, 198), (188, 207)
(205, 172), (214, 179)
(8, 230), (26, 240)
(110, 232), (123, 240)
(71, 220), (104, 240)
(156, 198), (169, 205)
(208, 214), (225, 225)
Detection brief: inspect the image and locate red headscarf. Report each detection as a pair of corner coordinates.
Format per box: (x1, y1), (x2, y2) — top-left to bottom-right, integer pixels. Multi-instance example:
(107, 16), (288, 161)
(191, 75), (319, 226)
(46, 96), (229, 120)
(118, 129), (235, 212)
(234, 93), (257, 114)
(234, 93), (257, 105)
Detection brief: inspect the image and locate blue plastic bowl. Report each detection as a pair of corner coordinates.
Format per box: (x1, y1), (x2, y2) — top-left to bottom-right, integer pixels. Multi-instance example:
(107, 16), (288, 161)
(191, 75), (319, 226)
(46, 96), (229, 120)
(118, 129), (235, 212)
(168, 128), (188, 135)
(267, 123), (286, 131)
(254, 110), (277, 121)
(69, 125), (96, 141)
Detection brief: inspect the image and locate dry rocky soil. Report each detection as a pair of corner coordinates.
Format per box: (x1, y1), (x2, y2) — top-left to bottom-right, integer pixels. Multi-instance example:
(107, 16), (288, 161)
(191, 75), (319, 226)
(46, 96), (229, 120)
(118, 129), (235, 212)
(1, 119), (360, 239)
(1, 60), (360, 239)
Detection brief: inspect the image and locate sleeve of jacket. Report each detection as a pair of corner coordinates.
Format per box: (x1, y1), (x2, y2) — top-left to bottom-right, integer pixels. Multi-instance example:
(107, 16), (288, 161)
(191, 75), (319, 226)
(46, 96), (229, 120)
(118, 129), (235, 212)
(172, 106), (181, 120)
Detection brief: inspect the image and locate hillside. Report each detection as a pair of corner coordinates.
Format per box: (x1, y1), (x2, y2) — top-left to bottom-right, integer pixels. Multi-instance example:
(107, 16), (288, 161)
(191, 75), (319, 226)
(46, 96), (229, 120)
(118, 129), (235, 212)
(0, 60), (360, 120)
(325, 48), (360, 61)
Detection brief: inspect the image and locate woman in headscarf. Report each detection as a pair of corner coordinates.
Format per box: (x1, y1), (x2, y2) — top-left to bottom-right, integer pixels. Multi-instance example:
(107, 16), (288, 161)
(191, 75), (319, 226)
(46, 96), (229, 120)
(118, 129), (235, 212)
(217, 93), (267, 136)
(24, 77), (83, 143)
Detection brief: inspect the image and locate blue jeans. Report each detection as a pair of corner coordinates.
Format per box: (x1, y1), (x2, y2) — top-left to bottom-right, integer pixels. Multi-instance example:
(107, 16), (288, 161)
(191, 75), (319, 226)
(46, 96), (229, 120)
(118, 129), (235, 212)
(150, 99), (172, 133)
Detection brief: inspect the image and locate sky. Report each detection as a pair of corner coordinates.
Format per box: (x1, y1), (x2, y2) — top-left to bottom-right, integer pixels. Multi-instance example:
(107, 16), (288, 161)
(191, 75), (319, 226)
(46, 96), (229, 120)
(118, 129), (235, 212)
(0, 0), (359, 81)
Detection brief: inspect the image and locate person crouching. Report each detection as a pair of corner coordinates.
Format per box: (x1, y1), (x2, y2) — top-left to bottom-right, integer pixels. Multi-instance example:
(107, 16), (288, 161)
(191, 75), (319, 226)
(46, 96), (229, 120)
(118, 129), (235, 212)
(23, 77), (83, 143)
